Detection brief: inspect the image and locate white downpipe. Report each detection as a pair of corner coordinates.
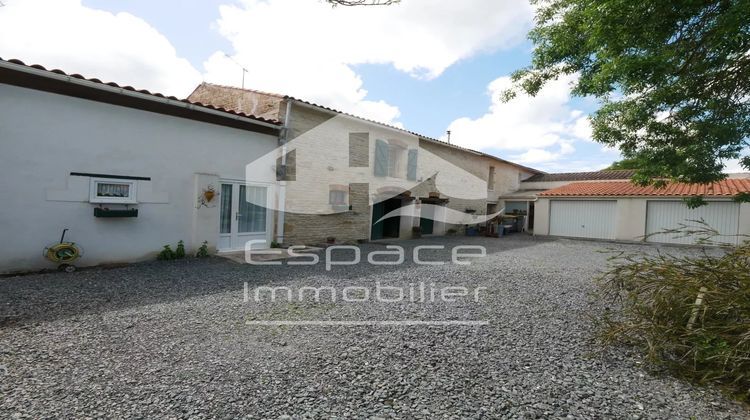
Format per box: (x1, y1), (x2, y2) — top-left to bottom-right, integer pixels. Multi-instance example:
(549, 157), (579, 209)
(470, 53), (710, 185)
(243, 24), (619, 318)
(275, 100), (293, 244)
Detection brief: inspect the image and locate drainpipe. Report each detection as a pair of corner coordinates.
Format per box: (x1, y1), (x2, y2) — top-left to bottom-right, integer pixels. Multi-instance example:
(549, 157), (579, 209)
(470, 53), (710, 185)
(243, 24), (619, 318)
(275, 99), (293, 244)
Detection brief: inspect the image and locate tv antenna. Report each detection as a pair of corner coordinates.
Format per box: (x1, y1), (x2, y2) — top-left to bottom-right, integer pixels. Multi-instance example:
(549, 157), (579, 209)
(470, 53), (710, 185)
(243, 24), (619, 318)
(224, 53), (249, 89)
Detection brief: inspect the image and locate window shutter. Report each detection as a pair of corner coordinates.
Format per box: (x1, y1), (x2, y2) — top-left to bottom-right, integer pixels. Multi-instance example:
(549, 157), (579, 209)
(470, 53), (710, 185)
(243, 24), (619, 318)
(349, 133), (369, 168)
(374, 139), (389, 177)
(407, 149), (418, 181)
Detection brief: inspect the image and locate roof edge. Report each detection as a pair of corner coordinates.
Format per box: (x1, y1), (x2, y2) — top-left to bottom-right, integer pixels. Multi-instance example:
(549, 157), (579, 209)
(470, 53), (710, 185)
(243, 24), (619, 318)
(0, 59), (283, 129)
(193, 83), (544, 175)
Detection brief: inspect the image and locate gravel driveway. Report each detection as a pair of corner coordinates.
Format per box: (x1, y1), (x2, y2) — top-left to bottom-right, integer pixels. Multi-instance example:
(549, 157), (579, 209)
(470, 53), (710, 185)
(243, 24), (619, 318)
(0, 236), (746, 419)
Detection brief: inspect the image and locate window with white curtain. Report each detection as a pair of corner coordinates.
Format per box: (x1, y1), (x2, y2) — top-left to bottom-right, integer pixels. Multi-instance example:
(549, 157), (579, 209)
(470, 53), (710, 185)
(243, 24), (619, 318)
(89, 178), (137, 204)
(238, 185), (267, 233)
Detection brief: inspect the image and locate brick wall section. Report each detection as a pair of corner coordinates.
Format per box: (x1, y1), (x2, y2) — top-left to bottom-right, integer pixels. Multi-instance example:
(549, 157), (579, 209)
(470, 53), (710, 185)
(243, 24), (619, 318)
(349, 133), (369, 167)
(283, 183), (371, 245)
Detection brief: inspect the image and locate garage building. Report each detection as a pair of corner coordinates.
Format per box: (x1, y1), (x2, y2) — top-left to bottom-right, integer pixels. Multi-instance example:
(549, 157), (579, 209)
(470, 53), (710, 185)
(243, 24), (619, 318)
(534, 180), (750, 245)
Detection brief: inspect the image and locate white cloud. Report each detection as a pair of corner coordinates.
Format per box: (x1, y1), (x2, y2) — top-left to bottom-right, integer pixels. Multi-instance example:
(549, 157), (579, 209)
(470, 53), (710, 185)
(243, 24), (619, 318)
(0, 0), (535, 125)
(0, 0), (201, 97)
(511, 141), (575, 164)
(513, 148), (563, 164)
(445, 73), (597, 167)
(203, 0), (533, 124)
(723, 158), (749, 174)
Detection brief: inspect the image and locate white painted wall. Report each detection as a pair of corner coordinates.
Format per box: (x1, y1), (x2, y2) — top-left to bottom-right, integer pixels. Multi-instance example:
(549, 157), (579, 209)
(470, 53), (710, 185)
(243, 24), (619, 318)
(614, 198), (647, 240)
(0, 84), (278, 272)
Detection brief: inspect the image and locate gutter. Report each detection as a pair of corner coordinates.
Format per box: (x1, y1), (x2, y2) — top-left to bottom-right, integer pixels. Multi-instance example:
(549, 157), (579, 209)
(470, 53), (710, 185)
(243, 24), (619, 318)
(275, 99), (294, 244)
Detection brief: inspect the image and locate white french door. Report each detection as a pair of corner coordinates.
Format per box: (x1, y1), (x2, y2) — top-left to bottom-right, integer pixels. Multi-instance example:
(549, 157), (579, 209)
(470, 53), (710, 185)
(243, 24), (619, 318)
(219, 181), (271, 251)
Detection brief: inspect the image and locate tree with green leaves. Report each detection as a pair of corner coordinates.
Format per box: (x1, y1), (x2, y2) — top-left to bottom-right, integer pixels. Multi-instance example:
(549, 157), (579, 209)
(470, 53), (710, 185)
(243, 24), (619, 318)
(504, 0), (749, 190)
(607, 157), (641, 170)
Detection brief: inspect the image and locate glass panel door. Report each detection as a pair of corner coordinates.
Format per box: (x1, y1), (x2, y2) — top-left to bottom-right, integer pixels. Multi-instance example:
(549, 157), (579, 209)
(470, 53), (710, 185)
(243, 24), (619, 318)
(219, 184), (233, 234)
(218, 182), (270, 252)
(238, 185), (267, 233)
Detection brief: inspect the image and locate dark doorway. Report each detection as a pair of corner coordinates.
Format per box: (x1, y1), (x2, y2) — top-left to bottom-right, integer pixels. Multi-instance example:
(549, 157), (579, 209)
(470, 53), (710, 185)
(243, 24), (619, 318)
(371, 198), (402, 240)
(528, 201), (535, 230)
(419, 201), (435, 235)
(420, 216), (434, 235)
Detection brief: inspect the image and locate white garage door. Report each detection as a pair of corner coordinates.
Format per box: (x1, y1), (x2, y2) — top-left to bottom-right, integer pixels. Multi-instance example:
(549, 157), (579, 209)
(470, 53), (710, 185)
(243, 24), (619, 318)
(549, 200), (617, 240)
(646, 201), (740, 245)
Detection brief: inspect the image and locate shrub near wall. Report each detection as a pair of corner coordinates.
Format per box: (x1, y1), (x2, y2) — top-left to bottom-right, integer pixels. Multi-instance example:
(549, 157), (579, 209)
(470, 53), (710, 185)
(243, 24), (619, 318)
(598, 241), (750, 401)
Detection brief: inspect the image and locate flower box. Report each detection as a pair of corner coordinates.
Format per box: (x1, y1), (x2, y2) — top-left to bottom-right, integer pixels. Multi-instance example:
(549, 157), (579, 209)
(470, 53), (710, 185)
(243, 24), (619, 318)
(94, 208), (138, 218)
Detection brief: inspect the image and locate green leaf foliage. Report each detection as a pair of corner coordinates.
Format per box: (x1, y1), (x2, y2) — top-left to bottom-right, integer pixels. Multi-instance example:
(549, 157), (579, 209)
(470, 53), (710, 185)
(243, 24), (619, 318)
(175, 240), (186, 259)
(196, 241), (210, 258)
(607, 157), (641, 170)
(157, 245), (175, 261)
(508, 0), (750, 185)
(598, 234), (750, 401)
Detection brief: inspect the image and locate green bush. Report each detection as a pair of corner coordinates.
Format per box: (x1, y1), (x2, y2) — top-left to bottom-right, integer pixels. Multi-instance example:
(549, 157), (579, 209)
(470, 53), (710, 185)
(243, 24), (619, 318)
(157, 245), (175, 261)
(196, 241), (210, 258)
(598, 239), (750, 401)
(175, 240), (186, 259)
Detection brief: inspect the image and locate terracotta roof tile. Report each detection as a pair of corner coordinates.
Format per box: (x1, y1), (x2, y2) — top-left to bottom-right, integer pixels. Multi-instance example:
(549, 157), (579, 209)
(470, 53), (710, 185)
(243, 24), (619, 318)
(539, 179), (750, 197)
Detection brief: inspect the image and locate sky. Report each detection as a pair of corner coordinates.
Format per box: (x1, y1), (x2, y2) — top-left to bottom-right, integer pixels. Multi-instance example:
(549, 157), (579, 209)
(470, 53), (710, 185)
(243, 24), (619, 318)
(3, 0), (740, 173)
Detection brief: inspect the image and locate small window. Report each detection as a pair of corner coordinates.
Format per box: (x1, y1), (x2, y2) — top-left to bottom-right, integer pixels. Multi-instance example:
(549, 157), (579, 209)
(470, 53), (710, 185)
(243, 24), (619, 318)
(488, 166), (496, 190)
(89, 178), (137, 204)
(329, 185), (349, 211)
(329, 190), (348, 205)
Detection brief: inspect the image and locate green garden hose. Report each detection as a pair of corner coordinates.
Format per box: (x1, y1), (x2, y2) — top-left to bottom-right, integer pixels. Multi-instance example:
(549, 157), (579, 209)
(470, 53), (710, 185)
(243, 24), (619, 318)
(44, 242), (80, 263)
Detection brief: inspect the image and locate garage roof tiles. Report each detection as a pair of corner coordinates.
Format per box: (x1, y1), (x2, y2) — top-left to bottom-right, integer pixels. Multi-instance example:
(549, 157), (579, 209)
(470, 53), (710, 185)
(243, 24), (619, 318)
(539, 179), (750, 197)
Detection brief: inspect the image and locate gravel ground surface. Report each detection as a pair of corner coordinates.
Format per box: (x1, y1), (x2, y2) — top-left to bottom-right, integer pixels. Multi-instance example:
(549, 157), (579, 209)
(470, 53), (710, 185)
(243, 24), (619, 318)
(0, 236), (747, 419)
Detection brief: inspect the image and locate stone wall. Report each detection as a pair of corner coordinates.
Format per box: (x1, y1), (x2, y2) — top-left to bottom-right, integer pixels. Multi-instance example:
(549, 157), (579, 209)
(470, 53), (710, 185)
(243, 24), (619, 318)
(417, 139), (537, 232)
(283, 183), (371, 245)
(280, 105), (420, 244)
